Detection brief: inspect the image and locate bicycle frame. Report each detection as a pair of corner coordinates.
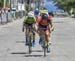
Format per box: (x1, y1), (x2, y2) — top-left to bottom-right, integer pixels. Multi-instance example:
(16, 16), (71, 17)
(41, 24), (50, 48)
(26, 26), (33, 54)
(39, 28), (48, 57)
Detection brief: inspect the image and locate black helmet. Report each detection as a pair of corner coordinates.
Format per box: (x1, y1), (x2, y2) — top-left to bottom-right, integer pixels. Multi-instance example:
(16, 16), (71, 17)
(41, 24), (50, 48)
(42, 14), (48, 20)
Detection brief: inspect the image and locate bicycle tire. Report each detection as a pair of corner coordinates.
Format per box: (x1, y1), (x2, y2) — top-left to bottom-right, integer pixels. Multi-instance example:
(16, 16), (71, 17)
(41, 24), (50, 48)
(41, 34), (47, 57)
(44, 41), (46, 57)
(29, 35), (32, 54)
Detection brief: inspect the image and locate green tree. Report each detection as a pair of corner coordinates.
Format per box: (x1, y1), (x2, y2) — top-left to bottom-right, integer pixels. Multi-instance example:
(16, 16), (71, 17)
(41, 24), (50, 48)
(0, 0), (3, 9)
(0, 0), (10, 10)
(54, 0), (75, 13)
(6, 0), (10, 8)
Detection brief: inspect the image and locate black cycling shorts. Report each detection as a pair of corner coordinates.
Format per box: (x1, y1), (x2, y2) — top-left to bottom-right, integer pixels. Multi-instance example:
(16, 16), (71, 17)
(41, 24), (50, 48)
(38, 24), (50, 32)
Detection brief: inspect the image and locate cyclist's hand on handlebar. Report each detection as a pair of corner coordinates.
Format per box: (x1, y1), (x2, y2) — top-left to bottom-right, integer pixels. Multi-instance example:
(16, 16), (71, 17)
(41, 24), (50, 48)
(50, 28), (54, 33)
(52, 28), (54, 31)
(34, 28), (38, 33)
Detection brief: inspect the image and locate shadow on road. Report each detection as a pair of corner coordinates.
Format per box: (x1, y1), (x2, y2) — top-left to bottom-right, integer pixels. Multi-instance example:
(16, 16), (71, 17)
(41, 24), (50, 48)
(16, 41), (25, 43)
(11, 50), (45, 57)
(32, 50), (43, 52)
(11, 52), (44, 57)
(11, 52), (28, 54)
(11, 50), (43, 55)
(24, 54), (43, 57)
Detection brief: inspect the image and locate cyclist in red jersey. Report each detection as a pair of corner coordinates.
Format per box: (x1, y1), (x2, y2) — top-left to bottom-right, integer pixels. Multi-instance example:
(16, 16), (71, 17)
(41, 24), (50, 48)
(35, 13), (54, 52)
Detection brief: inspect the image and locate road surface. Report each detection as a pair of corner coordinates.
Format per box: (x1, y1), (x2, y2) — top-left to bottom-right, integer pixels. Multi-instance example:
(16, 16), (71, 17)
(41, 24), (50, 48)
(0, 17), (75, 61)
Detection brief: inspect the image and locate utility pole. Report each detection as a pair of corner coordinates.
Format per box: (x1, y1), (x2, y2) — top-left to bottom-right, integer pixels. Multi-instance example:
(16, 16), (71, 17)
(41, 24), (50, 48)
(38, 0), (40, 9)
(10, 0), (11, 10)
(26, 0), (30, 12)
(4, 0), (6, 8)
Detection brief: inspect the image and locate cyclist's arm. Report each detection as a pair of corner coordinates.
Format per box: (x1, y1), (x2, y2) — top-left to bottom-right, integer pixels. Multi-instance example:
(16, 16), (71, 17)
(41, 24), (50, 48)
(34, 17), (40, 31)
(35, 16), (41, 31)
(49, 18), (54, 32)
(35, 21), (38, 31)
(22, 16), (28, 32)
(33, 17), (36, 23)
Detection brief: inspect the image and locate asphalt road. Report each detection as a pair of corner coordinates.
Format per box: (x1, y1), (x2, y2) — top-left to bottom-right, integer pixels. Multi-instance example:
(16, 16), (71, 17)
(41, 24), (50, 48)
(0, 17), (75, 61)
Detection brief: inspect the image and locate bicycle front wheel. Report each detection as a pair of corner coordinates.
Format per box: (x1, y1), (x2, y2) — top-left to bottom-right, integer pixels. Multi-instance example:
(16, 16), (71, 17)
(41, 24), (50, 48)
(43, 41), (47, 57)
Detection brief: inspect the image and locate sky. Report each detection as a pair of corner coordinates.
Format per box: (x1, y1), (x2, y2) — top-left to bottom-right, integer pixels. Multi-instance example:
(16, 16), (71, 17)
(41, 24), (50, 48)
(45, 0), (57, 13)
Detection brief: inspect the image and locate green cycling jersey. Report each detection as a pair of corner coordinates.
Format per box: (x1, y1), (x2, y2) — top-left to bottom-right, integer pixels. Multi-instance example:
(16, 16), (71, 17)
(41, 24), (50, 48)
(23, 16), (36, 24)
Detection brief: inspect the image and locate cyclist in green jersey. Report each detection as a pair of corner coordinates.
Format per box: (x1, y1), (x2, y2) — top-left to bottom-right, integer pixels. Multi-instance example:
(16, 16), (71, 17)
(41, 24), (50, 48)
(22, 11), (36, 47)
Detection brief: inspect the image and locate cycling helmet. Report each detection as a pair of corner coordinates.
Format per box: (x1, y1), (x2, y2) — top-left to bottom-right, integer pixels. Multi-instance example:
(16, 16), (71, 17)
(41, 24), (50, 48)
(42, 14), (48, 20)
(28, 11), (34, 17)
(35, 8), (39, 11)
(34, 8), (39, 15)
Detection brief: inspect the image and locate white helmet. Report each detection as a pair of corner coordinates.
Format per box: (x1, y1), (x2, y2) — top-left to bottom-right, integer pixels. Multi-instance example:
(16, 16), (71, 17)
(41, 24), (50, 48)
(28, 11), (34, 17)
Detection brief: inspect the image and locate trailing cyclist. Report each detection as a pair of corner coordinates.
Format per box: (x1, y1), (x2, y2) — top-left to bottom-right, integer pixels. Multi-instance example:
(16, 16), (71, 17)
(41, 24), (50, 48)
(40, 7), (48, 16)
(35, 9), (54, 53)
(34, 8), (40, 19)
(22, 11), (36, 47)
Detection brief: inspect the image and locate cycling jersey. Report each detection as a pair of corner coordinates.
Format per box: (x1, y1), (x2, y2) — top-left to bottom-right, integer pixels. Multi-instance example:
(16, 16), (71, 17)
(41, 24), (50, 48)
(37, 16), (52, 26)
(23, 16), (36, 24)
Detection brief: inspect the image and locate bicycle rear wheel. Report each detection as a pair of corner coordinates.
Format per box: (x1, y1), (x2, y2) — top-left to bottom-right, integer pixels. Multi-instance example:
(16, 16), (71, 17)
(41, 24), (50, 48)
(29, 35), (32, 54)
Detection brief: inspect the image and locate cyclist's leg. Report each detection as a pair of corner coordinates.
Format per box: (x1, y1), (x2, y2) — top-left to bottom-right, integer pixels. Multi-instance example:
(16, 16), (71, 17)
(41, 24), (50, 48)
(32, 31), (35, 43)
(31, 29), (35, 46)
(38, 25), (44, 44)
(37, 29), (41, 43)
(45, 30), (51, 44)
(25, 24), (29, 45)
(45, 30), (51, 52)
(28, 24), (35, 47)
(31, 24), (35, 43)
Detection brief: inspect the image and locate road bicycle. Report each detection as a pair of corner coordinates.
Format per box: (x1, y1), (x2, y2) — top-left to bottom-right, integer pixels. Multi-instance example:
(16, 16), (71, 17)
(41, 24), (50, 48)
(39, 28), (48, 57)
(26, 26), (34, 54)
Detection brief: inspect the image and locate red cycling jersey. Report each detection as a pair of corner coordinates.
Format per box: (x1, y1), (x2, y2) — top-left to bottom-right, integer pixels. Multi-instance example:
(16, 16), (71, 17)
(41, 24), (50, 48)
(37, 15), (52, 26)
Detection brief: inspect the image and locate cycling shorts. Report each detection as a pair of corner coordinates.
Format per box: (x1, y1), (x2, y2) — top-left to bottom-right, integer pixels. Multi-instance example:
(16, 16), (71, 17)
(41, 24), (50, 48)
(25, 23), (35, 31)
(38, 24), (50, 33)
